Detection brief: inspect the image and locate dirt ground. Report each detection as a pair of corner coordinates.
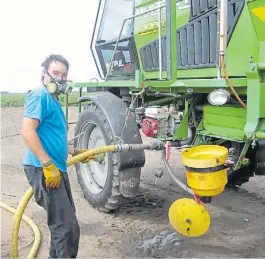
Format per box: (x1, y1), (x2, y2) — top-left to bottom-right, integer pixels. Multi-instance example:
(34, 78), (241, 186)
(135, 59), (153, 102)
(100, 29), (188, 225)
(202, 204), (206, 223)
(1, 107), (265, 258)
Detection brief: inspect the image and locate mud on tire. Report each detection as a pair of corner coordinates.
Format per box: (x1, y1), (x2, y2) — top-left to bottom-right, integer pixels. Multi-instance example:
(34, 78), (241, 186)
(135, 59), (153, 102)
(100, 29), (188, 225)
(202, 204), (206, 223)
(73, 103), (121, 212)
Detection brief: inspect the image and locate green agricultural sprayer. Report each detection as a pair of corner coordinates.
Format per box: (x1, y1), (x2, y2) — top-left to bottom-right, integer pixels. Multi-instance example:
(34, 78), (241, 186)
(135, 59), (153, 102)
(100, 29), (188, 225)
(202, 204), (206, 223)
(63, 0), (265, 223)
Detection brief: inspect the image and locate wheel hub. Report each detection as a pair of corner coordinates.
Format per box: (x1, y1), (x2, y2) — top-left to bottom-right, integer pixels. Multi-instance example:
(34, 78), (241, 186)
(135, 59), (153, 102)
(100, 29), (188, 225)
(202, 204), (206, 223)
(78, 122), (108, 194)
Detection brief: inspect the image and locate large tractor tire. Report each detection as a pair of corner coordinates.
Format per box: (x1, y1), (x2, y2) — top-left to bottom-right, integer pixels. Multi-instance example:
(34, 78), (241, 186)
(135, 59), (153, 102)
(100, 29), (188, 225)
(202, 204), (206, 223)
(227, 166), (255, 188)
(226, 145), (256, 188)
(73, 92), (145, 212)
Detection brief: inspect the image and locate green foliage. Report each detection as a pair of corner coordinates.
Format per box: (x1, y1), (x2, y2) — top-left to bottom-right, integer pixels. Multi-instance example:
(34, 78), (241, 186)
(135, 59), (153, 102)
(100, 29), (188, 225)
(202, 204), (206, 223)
(1, 93), (25, 107)
(59, 93), (80, 106)
(1, 93), (80, 107)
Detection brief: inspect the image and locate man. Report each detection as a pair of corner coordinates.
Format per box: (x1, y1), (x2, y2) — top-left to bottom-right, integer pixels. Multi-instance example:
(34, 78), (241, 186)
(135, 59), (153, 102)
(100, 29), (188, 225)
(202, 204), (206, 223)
(21, 54), (87, 258)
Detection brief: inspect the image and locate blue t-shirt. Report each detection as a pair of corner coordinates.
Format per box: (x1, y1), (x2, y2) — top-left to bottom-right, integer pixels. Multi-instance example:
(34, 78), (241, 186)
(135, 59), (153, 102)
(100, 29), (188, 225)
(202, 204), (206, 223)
(22, 85), (68, 172)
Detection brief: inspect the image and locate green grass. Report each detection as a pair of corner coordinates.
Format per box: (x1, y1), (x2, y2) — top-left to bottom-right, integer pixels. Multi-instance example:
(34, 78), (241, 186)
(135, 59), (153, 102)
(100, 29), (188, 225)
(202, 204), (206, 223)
(1, 93), (81, 107)
(1, 93), (25, 107)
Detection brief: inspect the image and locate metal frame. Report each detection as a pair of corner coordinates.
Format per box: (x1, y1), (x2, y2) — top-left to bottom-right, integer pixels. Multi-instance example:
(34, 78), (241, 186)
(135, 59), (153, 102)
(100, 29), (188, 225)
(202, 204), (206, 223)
(139, 0), (244, 72)
(66, 0), (265, 144)
(95, 36), (139, 78)
(103, 2), (167, 81)
(87, 0), (177, 83)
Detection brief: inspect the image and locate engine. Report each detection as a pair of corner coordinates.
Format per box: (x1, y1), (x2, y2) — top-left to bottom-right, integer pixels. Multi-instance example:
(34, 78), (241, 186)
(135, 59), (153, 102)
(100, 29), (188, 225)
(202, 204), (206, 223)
(138, 104), (182, 140)
(141, 117), (159, 138)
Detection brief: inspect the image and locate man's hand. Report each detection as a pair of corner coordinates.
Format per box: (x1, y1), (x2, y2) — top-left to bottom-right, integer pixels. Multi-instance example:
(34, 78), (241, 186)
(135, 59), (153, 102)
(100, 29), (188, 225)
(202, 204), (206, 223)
(225, 159), (235, 166)
(43, 161), (61, 188)
(72, 148), (95, 163)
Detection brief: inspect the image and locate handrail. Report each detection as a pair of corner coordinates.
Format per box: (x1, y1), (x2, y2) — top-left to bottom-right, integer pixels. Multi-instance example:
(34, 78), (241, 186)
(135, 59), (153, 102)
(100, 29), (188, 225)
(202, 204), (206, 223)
(104, 3), (166, 81)
(158, 6), (163, 80)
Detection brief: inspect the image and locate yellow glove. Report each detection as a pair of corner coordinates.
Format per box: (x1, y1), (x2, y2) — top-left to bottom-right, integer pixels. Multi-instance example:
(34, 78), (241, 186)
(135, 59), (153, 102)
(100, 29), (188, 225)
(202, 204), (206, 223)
(42, 160), (61, 188)
(72, 148), (95, 163)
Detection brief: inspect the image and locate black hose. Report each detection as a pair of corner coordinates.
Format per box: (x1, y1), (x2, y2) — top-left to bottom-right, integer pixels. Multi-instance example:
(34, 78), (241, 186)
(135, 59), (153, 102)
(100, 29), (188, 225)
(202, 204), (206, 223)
(161, 150), (193, 195)
(191, 103), (198, 128)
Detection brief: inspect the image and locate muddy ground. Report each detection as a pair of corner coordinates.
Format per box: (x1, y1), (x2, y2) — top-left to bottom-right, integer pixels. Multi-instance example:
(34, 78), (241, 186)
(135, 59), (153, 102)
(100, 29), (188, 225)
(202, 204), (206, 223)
(1, 107), (265, 258)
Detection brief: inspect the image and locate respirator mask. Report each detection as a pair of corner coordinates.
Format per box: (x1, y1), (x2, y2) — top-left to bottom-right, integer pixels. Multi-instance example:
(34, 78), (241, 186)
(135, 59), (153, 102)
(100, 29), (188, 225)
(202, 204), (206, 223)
(45, 71), (68, 95)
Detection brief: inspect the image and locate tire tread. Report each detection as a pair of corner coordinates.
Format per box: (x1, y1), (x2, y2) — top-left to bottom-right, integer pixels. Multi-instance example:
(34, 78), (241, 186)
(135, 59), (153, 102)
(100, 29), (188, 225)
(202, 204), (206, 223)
(74, 103), (121, 212)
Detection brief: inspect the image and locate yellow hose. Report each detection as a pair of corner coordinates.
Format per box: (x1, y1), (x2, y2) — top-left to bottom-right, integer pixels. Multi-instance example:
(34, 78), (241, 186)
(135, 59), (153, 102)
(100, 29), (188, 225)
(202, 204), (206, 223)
(66, 145), (115, 167)
(0, 198), (40, 259)
(11, 187), (38, 258)
(0, 145), (116, 258)
(220, 55), (247, 108)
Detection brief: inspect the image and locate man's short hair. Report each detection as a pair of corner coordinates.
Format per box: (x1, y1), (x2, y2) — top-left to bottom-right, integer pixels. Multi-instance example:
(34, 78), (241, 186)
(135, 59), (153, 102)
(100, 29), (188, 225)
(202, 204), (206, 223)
(41, 54), (69, 71)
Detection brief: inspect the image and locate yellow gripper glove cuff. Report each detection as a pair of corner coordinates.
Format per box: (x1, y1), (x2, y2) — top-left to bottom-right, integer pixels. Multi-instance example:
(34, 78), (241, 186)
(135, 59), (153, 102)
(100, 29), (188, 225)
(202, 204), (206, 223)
(42, 159), (61, 188)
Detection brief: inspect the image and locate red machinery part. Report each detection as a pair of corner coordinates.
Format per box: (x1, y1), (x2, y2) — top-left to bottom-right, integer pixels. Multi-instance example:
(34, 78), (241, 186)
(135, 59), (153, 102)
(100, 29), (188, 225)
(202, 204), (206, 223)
(141, 118), (159, 138)
(165, 141), (171, 160)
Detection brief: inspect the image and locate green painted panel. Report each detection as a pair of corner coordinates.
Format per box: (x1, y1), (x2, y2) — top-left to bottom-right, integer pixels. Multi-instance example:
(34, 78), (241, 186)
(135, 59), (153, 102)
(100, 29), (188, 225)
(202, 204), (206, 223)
(224, 4), (259, 76)
(133, 0), (189, 80)
(247, 0), (265, 41)
(173, 104), (188, 140)
(134, 0), (260, 80)
(176, 68), (218, 79)
(203, 105), (246, 117)
(199, 105), (247, 141)
(259, 83), (265, 117)
(179, 3), (259, 78)
(244, 71), (265, 136)
(170, 78), (247, 87)
(134, 0), (167, 79)
(258, 42), (265, 65)
(257, 118), (265, 133)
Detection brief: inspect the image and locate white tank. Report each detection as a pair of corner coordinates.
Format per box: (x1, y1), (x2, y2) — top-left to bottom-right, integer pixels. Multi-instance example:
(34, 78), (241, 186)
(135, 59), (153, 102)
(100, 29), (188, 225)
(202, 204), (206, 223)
(145, 106), (170, 119)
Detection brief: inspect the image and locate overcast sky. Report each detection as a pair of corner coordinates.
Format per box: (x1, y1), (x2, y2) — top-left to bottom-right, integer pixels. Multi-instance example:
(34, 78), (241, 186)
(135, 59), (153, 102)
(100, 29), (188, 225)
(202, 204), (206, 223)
(0, 0), (100, 93)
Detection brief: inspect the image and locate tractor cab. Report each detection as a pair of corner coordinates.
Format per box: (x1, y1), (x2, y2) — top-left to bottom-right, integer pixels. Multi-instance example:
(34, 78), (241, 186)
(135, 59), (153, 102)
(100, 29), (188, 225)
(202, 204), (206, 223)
(91, 0), (139, 80)
(91, 0), (246, 81)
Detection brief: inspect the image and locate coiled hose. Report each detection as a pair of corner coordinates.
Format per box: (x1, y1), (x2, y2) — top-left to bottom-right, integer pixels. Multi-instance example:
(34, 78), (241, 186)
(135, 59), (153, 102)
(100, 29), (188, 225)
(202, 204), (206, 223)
(0, 145), (117, 258)
(0, 192), (40, 259)
(0, 142), (164, 258)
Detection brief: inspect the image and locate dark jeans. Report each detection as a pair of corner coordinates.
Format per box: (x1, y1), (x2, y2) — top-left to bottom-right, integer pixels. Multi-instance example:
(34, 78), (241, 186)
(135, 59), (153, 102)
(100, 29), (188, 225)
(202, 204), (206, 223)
(24, 165), (80, 258)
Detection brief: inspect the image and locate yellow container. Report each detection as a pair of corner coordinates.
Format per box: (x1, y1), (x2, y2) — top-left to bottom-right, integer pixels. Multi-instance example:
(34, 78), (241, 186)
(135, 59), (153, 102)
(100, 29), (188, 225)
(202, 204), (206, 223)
(181, 145), (228, 197)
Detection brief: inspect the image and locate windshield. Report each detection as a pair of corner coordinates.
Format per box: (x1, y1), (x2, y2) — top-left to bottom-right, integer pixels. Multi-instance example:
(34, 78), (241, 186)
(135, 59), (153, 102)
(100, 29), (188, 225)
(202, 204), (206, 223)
(97, 0), (134, 42)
